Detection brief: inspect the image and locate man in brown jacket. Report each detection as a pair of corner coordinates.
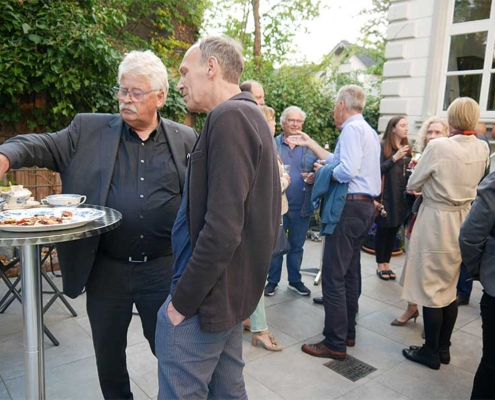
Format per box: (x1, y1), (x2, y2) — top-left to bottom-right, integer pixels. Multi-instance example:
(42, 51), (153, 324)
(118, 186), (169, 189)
(155, 36), (280, 399)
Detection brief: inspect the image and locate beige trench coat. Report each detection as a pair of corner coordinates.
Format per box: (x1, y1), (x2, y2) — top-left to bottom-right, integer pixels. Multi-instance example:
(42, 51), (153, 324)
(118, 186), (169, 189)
(402, 135), (489, 307)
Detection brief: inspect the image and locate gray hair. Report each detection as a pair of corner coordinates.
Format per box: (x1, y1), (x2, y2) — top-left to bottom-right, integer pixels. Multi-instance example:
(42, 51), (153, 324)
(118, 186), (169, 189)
(118, 50), (169, 95)
(336, 84), (366, 112)
(280, 106), (307, 124)
(198, 36), (244, 84)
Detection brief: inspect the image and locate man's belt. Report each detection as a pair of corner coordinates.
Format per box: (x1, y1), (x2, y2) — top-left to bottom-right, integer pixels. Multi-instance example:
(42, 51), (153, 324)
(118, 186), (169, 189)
(101, 252), (168, 263)
(346, 194), (373, 201)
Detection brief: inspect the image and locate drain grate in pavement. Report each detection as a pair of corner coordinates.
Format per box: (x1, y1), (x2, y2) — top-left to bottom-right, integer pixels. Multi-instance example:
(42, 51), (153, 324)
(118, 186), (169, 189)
(324, 355), (377, 382)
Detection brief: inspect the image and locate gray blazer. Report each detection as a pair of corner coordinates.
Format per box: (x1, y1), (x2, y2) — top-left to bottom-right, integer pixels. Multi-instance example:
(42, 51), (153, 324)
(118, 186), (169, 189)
(0, 113), (197, 298)
(459, 171), (495, 297)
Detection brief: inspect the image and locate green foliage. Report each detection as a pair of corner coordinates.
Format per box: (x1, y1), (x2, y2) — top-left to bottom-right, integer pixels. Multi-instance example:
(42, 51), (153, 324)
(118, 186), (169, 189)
(205, 0), (321, 65)
(0, 0), (206, 132)
(0, 0), (124, 131)
(241, 61), (339, 148)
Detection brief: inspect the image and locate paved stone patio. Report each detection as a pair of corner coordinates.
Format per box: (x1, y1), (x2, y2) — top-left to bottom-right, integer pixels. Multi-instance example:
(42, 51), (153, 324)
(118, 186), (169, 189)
(0, 240), (483, 399)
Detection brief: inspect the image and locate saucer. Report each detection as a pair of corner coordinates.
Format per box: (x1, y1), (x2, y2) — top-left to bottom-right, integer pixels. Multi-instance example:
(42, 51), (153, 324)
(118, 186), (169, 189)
(4, 201), (41, 210)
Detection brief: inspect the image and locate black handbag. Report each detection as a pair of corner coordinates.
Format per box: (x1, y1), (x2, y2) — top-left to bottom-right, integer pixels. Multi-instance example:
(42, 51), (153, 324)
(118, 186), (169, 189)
(272, 224), (290, 258)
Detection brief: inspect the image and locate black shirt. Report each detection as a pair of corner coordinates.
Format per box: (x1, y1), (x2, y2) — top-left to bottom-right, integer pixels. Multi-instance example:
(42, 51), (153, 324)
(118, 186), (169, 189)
(99, 118), (181, 259)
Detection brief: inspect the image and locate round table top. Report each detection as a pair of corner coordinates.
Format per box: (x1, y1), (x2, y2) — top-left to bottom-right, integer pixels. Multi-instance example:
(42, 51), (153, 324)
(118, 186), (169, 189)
(0, 205), (122, 246)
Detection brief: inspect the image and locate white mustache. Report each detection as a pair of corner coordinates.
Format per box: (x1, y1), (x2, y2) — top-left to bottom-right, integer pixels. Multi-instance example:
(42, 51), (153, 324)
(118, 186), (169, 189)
(119, 103), (137, 113)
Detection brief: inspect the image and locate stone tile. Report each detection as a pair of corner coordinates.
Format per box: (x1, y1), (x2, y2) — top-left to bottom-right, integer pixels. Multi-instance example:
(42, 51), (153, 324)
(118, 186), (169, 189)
(459, 317), (482, 338)
(127, 341), (158, 398)
(455, 302), (482, 330)
(245, 343), (366, 400)
(0, 292), (77, 337)
(375, 359), (475, 400)
(265, 299), (325, 342)
(0, 319), (94, 380)
(450, 330), (482, 374)
(4, 357), (103, 400)
(244, 372), (283, 400)
(361, 275), (408, 309)
(0, 380), (11, 400)
(356, 295), (389, 320)
(357, 305), (424, 347)
(335, 380), (412, 400)
(242, 327), (299, 362)
(347, 326), (409, 375)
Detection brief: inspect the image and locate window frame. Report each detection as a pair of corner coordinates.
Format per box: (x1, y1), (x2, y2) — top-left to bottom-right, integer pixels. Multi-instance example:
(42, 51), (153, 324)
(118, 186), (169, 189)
(437, 0), (495, 120)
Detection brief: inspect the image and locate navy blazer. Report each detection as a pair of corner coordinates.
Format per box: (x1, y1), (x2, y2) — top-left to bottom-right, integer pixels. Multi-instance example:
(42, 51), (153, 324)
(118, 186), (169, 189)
(0, 113), (197, 298)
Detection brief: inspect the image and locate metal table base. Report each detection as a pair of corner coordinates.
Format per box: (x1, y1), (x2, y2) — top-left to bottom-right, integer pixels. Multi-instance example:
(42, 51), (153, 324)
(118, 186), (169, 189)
(0, 205), (121, 399)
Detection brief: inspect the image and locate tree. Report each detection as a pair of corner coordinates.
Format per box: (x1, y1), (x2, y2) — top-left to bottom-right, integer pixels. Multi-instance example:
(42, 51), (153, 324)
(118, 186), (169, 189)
(0, 0), (206, 133)
(357, 0), (391, 76)
(205, 0), (321, 67)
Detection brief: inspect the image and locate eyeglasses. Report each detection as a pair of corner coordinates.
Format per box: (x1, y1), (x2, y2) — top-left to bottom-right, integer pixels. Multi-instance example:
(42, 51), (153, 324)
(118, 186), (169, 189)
(287, 119), (304, 125)
(113, 86), (159, 102)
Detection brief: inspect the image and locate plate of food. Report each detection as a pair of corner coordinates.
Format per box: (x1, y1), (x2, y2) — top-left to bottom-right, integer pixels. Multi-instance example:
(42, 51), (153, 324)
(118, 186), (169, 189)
(0, 207), (106, 232)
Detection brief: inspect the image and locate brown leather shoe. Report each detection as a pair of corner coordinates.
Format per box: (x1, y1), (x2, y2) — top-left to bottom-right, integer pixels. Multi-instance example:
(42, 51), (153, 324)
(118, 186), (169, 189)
(345, 339), (355, 347)
(301, 341), (346, 360)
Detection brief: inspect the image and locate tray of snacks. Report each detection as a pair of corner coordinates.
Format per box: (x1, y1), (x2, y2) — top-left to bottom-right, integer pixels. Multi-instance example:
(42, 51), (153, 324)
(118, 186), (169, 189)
(0, 207), (106, 232)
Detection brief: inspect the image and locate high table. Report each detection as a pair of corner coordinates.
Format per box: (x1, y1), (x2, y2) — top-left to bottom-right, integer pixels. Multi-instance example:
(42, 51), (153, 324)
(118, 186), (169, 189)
(0, 205), (122, 400)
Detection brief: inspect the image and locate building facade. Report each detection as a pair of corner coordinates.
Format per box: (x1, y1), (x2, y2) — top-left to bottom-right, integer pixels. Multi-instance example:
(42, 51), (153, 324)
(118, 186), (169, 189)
(379, 0), (495, 136)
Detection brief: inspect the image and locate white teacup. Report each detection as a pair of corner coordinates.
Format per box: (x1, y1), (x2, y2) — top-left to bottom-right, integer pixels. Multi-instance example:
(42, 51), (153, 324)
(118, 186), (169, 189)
(41, 194), (86, 207)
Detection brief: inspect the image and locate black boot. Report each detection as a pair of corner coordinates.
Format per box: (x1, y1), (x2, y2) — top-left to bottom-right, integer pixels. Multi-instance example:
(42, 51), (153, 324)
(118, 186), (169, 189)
(403, 345), (440, 370)
(439, 341), (451, 365)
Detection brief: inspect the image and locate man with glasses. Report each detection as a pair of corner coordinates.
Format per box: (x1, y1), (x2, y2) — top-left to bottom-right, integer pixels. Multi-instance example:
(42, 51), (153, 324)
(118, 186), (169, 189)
(265, 106), (318, 297)
(0, 50), (196, 399)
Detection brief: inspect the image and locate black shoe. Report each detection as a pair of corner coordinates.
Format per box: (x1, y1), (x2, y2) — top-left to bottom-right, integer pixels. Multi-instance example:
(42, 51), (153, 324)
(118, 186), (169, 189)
(288, 282), (311, 296)
(264, 282), (278, 296)
(403, 345), (440, 370)
(456, 295), (469, 306)
(439, 341), (451, 364)
(313, 297), (323, 304)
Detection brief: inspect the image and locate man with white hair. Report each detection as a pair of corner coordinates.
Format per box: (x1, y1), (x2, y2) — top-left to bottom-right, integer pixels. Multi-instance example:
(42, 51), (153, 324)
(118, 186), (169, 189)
(0, 50), (197, 399)
(265, 105), (318, 297)
(294, 85), (381, 360)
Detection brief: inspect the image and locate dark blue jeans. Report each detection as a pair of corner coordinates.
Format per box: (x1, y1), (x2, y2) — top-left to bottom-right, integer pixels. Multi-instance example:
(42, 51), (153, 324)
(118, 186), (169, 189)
(321, 200), (375, 352)
(86, 252), (173, 400)
(268, 211), (311, 284)
(457, 265), (473, 298)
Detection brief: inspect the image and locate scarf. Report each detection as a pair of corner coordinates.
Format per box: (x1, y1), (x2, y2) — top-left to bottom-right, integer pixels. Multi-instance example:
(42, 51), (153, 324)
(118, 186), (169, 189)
(449, 129), (477, 137)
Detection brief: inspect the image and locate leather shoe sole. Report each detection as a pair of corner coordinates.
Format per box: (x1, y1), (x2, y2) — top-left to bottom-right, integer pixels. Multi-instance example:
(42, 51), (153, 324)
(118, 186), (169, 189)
(301, 342), (346, 360)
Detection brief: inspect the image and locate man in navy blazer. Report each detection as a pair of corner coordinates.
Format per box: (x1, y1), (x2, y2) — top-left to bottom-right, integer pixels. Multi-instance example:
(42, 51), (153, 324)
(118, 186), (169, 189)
(0, 50), (196, 399)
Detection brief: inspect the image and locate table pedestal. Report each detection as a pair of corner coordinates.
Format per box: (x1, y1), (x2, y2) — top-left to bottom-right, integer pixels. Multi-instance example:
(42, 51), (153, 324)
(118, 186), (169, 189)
(21, 244), (45, 400)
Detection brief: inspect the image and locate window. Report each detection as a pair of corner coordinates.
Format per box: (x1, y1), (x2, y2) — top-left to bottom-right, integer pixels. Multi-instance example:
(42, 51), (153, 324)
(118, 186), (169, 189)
(440, 0), (495, 117)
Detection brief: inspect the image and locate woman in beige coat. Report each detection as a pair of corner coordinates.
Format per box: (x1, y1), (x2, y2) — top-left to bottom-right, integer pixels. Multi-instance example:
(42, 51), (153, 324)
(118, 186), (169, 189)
(402, 98), (490, 369)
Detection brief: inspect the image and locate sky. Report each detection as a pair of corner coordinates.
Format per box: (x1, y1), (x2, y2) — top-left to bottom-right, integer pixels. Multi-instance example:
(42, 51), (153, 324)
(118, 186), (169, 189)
(293, 0), (375, 64)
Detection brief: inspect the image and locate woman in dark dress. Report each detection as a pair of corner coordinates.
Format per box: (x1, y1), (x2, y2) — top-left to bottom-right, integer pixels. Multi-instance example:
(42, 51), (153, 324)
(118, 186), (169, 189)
(375, 116), (411, 280)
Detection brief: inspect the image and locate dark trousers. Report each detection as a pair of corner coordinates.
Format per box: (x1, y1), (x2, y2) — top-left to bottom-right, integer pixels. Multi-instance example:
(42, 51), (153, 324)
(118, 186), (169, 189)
(471, 292), (495, 400)
(322, 200), (375, 352)
(86, 252), (174, 400)
(375, 225), (400, 264)
(457, 266), (473, 298)
(423, 300), (458, 351)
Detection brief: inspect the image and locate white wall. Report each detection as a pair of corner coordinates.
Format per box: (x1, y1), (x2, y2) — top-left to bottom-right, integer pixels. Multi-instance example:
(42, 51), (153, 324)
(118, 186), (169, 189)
(379, 0), (448, 135)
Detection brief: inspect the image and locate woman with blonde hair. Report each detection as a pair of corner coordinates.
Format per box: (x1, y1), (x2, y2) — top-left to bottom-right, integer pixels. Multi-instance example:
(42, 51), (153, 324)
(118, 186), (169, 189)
(401, 98), (490, 369)
(391, 117), (449, 326)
